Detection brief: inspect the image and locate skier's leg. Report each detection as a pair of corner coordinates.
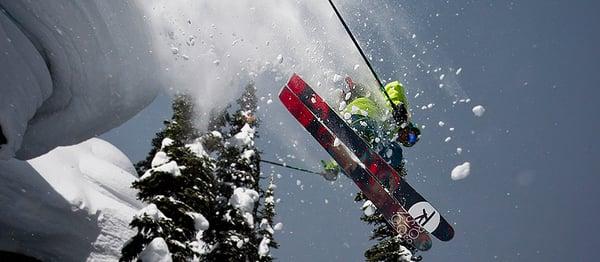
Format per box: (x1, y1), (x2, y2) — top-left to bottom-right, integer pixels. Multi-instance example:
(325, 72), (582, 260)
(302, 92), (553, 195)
(378, 142), (407, 177)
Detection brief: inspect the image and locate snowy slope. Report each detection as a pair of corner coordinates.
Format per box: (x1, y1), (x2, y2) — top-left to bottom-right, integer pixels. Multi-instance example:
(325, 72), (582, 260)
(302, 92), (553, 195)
(0, 1), (161, 160)
(0, 138), (142, 261)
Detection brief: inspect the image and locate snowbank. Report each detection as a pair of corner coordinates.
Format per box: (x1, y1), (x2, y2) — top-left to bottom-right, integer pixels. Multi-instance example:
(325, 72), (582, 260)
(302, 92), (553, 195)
(0, 1), (161, 160)
(0, 138), (142, 261)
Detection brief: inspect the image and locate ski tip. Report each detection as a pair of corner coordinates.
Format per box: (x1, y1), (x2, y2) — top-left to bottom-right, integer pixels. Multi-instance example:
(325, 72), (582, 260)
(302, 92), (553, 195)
(287, 73), (306, 93)
(434, 224), (455, 242)
(445, 226), (455, 241)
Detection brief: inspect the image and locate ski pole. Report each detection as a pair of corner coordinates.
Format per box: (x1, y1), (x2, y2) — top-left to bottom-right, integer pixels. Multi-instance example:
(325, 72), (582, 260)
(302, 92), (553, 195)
(260, 159), (324, 176)
(327, 0), (408, 124)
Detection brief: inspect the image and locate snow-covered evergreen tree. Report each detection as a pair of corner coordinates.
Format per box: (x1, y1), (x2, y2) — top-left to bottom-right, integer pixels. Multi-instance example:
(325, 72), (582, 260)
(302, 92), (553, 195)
(203, 83), (278, 261)
(122, 85), (279, 261)
(257, 175), (280, 261)
(355, 192), (421, 262)
(121, 95), (214, 261)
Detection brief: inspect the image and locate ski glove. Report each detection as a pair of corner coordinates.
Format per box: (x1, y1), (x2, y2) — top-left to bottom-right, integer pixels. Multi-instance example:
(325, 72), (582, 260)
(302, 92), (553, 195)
(321, 159), (341, 181)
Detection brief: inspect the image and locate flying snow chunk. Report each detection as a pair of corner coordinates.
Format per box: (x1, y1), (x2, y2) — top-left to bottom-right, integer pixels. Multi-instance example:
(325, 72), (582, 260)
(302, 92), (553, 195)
(345, 92), (352, 101)
(273, 222), (283, 231)
(444, 137), (452, 143)
(455, 67), (463, 75)
(439, 74), (445, 80)
(353, 64), (360, 70)
(451, 162), (471, 181)
(333, 138), (341, 147)
(276, 54), (283, 64)
(139, 237), (173, 262)
(438, 121), (445, 127)
(332, 74), (343, 83)
(456, 147), (463, 154)
(472, 105), (486, 117)
(338, 101), (347, 111)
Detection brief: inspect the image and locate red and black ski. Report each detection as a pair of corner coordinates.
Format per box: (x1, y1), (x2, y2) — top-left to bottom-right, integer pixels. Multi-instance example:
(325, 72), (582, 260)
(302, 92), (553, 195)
(279, 85), (432, 251)
(284, 74), (454, 242)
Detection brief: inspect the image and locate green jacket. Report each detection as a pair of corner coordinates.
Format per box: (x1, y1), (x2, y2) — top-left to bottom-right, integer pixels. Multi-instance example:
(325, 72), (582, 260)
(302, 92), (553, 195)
(342, 81), (409, 121)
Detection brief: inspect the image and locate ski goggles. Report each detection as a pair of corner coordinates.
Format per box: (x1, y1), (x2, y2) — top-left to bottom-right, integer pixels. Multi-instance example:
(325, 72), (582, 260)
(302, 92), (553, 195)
(398, 123), (421, 147)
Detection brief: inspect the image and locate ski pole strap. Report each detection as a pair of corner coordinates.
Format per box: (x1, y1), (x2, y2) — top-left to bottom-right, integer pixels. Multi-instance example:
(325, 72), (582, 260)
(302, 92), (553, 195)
(327, 0), (409, 125)
(260, 159), (324, 175)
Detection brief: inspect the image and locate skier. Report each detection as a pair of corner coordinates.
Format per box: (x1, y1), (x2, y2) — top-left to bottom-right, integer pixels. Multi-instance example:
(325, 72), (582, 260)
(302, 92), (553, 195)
(322, 77), (421, 180)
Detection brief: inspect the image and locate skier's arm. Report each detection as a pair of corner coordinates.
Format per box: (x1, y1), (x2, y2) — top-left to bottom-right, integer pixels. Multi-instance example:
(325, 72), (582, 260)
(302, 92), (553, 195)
(384, 81), (421, 147)
(383, 81), (410, 117)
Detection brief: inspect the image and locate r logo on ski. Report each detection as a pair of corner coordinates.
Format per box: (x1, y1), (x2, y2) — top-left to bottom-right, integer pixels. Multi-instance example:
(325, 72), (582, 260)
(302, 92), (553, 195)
(408, 201), (441, 233)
